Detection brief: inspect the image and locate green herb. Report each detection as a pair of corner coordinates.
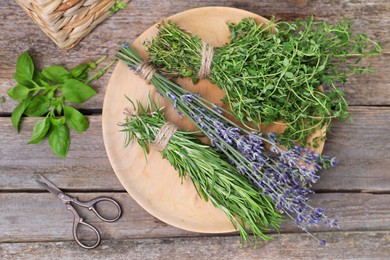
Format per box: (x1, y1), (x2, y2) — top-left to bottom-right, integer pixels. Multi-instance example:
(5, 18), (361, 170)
(121, 100), (283, 244)
(146, 17), (381, 147)
(109, 0), (127, 14)
(0, 96), (6, 103)
(117, 43), (338, 245)
(7, 51), (114, 158)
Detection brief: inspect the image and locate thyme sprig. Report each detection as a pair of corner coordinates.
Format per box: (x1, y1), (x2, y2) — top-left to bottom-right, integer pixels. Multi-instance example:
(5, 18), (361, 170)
(146, 17), (381, 147)
(117, 44), (338, 245)
(120, 100), (283, 244)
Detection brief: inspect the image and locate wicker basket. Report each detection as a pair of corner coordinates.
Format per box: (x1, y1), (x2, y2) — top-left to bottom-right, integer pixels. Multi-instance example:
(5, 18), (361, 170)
(15, 0), (129, 49)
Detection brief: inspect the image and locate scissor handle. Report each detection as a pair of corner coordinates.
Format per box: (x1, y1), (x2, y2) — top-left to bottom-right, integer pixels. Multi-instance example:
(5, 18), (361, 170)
(66, 204), (101, 250)
(71, 197), (122, 222)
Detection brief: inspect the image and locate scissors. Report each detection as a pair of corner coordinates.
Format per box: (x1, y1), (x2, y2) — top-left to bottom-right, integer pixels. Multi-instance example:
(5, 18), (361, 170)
(36, 174), (122, 249)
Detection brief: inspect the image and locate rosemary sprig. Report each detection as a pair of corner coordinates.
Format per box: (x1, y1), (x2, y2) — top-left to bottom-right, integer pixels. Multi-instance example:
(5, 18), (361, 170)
(146, 17), (381, 147)
(120, 100), (283, 244)
(116, 43), (338, 245)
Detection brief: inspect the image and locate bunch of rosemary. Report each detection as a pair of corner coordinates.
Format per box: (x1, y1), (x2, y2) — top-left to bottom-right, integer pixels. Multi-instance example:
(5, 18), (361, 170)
(146, 17), (381, 147)
(120, 100), (283, 244)
(117, 43), (338, 245)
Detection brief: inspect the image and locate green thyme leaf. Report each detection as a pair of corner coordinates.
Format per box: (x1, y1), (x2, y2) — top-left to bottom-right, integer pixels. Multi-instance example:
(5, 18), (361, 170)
(146, 17), (381, 147)
(62, 79), (96, 103)
(64, 105), (89, 132)
(28, 117), (51, 144)
(49, 123), (70, 158)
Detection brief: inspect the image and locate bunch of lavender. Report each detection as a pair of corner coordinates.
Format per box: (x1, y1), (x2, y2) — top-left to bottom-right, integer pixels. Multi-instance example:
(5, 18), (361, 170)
(116, 43), (338, 245)
(146, 17), (381, 147)
(120, 100), (283, 244)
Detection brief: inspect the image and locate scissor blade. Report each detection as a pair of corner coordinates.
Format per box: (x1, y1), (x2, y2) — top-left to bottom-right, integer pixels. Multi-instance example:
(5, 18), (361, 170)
(36, 175), (63, 196)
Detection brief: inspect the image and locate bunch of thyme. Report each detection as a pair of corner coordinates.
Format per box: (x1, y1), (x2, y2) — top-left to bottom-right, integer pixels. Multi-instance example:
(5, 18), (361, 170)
(120, 100), (283, 244)
(117, 43), (339, 245)
(146, 17), (381, 147)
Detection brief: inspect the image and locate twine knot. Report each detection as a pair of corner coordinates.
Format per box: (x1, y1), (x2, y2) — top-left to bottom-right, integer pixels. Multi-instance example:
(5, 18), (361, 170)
(136, 61), (156, 84)
(153, 122), (178, 151)
(198, 42), (214, 79)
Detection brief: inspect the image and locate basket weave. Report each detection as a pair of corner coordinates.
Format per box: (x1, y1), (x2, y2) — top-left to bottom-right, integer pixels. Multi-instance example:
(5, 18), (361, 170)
(15, 0), (129, 49)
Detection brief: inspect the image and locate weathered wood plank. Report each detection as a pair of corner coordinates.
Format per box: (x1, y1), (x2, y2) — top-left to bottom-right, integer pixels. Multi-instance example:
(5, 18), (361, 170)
(0, 0), (389, 114)
(1, 106), (389, 192)
(0, 116), (123, 191)
(1, 231), (389, 259)
(319, 106), (390, 192)
(0, 192), (389, 242)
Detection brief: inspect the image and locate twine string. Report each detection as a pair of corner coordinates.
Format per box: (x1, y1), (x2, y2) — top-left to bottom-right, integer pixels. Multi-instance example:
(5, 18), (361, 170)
(136, 60), (156, 84)
(153, 122), (178, 151)
(198, 42), (214, 79)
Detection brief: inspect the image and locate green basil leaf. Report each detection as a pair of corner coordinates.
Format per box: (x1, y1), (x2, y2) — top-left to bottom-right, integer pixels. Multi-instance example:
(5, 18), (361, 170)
(88, 61), (97, 70)
(46, 90), (55, 99)
(11, 98), (31, 132)
(64, 106), (89, 132)
(33, 71), (49, 86)
(42, 66), (69, 84)
(49, 123), (70, 158)
(56, 104), (63, 115)
(13, 72), (34, 87)
(50, 117), (66, 126)
(62, 79), (96, 103)
(28, 117), (50, 144)
(70, 64), (89, 79)
(16, 51), (34, 81)
(24, 95), (50, 117)
(7, 85), (30, 100)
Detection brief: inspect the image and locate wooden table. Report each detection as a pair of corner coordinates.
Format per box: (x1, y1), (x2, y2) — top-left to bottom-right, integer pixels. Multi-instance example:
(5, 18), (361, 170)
(1, 0), (389, 259)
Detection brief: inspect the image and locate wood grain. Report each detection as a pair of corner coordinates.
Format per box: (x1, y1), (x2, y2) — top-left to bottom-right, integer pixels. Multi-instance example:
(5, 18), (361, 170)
(1, 106), (389, 192)
(1, 231), (389, 259)
(1, 0), (389, 114)
(319, 106), (390, 192)
(0, 116), (123, 191)
(0, 192), (389, 242)
(0, 1), (389, 258)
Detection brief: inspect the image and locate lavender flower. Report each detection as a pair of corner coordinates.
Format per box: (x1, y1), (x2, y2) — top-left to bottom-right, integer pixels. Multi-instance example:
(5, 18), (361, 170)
(168, 90), (339, 244)
(213, 104), (223, 114)
(116, 44), (339, 245)
(166, 91), (177, 109)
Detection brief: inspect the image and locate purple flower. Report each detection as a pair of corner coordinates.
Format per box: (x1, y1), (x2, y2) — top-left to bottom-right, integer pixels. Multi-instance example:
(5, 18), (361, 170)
(330, 157), (338, 167)
(166, 91), (177, 109)
(159, 86), (337, 245)
(213, 104), (223, 114)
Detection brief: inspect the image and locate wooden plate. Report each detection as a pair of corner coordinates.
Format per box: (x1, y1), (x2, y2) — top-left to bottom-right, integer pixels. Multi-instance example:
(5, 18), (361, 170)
(102, 7), (325, 234)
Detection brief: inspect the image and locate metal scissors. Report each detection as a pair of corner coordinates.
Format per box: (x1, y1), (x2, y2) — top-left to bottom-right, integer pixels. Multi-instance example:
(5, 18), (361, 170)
(36, 174), (122, 249)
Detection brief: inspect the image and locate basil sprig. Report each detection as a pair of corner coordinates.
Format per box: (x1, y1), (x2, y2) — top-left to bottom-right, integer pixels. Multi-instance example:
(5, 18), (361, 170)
(8, 52), (113, 158)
